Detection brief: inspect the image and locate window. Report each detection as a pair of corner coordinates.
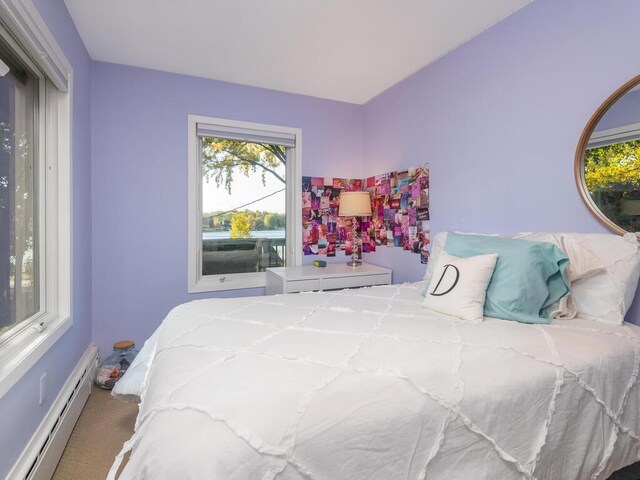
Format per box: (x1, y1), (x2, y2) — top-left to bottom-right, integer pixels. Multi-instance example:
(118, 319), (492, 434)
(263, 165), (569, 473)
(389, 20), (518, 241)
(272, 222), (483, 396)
(0, 2), (72, 399)
(0, 35), (40, 339)
(188, 116), (301, 292)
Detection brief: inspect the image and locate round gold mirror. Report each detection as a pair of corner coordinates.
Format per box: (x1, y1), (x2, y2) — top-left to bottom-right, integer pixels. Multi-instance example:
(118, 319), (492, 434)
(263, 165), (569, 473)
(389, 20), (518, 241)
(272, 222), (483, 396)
(575, 74), (640, 235)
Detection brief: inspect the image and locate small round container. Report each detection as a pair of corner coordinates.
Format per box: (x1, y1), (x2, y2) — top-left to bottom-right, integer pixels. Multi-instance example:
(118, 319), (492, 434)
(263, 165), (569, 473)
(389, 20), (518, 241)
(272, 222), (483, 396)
(94, 340), (139, 390)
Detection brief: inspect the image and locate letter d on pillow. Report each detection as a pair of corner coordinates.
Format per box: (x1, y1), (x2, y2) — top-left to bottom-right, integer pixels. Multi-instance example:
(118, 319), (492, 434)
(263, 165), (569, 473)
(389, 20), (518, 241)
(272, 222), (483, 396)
(422, 251), (498, 322)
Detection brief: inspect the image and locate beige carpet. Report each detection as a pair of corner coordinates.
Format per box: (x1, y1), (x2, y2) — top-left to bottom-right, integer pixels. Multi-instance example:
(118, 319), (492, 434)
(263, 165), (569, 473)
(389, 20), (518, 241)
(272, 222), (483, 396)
(52, 386), (137, 480)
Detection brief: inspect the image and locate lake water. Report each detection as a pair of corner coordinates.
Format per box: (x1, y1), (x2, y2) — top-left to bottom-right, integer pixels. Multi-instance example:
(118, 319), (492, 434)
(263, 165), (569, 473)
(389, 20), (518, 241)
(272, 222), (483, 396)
(203, 230), (285, 239)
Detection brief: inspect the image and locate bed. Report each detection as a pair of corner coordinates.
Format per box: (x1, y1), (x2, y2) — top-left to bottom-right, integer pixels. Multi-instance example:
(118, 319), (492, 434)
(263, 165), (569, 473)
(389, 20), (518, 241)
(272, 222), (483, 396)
(108, 280), (640, 480)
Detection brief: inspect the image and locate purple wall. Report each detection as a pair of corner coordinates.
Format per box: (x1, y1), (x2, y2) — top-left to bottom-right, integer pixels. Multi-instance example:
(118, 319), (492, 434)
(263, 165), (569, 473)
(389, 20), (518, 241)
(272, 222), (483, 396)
(596, 89), (640, 131)
(92, 0), (640, 355)
(362, 0), (640, 325)
(0, 0), (92, 477)
(90, 63), (363, 355)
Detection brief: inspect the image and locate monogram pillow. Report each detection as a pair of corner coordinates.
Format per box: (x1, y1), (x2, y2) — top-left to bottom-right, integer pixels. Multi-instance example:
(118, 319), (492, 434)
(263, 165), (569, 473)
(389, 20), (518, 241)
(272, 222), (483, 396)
(422, 251), (498, 322)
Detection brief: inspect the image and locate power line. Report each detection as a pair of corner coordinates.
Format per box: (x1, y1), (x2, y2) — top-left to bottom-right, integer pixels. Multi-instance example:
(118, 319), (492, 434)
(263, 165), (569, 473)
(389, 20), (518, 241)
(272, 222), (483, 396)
(206, 188), (286, 218)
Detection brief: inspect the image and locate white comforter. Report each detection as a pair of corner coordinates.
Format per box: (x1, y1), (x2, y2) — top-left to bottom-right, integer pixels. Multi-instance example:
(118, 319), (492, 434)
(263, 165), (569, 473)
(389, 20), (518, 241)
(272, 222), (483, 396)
(109, 282), (640, 480)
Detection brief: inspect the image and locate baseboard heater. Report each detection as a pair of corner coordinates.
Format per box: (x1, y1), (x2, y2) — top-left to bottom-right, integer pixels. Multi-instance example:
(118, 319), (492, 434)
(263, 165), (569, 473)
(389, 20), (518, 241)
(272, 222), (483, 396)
(7, 345), (99, 480)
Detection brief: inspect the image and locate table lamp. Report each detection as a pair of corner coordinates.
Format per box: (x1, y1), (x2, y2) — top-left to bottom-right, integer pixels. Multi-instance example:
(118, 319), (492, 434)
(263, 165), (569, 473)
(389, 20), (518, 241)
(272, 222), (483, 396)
(338, 191), (372, 267)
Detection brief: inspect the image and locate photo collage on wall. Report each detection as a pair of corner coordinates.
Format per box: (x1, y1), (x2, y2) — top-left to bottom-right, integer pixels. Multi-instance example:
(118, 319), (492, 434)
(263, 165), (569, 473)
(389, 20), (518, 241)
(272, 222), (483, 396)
(302, 165), (430, 264)
(302, 177), (362, 257)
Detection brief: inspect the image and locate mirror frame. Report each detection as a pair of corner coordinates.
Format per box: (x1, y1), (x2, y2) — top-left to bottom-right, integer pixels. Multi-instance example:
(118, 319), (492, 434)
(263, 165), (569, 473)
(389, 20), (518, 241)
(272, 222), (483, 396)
(575, 73), (640, 236)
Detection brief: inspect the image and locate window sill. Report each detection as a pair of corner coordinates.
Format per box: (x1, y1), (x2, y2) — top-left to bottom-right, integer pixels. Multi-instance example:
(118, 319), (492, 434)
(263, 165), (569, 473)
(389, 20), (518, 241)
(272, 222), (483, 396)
(0, 314), (72, 399)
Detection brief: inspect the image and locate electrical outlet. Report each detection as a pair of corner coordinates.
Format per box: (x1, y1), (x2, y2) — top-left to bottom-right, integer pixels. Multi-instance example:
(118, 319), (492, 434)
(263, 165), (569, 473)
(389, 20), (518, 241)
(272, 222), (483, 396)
(39, 372), (46, 405)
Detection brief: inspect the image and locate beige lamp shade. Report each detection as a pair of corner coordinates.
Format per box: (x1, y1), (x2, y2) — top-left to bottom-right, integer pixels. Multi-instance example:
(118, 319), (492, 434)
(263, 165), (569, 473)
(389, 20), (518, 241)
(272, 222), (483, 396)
(338, 191), (372, 216)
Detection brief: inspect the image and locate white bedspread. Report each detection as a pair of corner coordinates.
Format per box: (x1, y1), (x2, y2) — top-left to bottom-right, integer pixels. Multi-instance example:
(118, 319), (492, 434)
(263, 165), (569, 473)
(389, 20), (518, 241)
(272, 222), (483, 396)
(109, 282), (640, 480)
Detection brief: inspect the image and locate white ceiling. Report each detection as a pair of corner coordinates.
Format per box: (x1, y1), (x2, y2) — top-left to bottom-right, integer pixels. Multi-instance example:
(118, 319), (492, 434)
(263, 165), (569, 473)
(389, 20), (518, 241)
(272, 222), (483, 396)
(63, 0), (532, 104)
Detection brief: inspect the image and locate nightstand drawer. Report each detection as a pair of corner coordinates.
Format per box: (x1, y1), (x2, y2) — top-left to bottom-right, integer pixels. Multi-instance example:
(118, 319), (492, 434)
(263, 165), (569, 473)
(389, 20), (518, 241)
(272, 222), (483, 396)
(266, 264), (392, 295)
(322, 273), (390, 291)
(285, 278), (321, 293)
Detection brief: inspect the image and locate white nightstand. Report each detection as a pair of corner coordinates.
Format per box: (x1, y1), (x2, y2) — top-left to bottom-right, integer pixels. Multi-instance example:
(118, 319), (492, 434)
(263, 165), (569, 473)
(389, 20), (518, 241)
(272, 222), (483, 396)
(266, 263), (392, 294)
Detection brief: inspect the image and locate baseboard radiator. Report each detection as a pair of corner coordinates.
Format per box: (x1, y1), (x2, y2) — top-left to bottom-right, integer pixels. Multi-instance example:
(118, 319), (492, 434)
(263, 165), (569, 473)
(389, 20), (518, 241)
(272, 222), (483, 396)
(7, 345), (99, 480)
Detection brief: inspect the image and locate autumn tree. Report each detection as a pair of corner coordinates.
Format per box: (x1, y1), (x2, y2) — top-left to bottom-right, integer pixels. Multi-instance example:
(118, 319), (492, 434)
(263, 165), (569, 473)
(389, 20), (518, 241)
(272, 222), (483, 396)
(229, 212), (254, 238)
(201, 138), (286, 193)
(263, 213), (277, 229)
(585, 140), (640, 193)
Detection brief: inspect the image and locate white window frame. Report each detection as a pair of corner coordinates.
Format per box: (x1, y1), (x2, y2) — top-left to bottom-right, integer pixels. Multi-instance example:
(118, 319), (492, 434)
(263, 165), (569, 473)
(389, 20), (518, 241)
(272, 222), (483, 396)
(188, 115), (302, 292)
(0, 0), (72, 399)
(588, 121), (640, 149)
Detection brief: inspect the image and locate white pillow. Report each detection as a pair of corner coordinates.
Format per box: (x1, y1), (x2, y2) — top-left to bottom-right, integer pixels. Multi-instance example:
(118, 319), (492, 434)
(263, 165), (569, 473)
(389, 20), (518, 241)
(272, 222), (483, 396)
(568, 233), (640, 325)
(427, 231), (605, 283)
(512, 232), (608, 320)
(425, 231), (610, 320)
(422, 251), (498, 322)
(512, 232), (605, 283)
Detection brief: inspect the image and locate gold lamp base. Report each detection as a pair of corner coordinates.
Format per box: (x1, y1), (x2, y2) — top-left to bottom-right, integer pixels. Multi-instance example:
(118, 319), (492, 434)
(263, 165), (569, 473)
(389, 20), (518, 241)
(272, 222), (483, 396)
(346, 259), (363, 267)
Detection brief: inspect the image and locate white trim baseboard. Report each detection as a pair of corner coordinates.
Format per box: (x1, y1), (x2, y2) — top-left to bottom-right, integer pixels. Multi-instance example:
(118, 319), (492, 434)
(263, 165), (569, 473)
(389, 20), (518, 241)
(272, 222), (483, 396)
(6, 344), (99, 480)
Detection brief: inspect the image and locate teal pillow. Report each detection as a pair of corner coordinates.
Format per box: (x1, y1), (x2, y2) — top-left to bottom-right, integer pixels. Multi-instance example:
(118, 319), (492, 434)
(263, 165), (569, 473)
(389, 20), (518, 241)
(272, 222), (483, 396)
(444, 233), (570, 324)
